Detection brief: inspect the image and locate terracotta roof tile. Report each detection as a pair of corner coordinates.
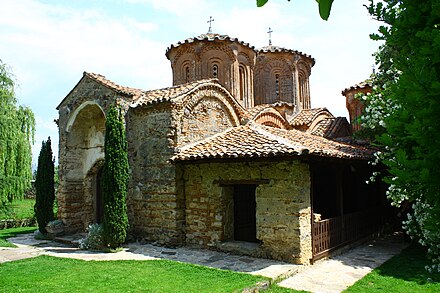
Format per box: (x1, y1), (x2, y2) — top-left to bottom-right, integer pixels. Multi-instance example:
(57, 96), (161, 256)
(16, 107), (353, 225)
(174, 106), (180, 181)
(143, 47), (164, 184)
(57, 72), (143, 109)
(84, 72), (143, 98)
(310, 117), (349, 139)
(290, 108), (332, 126)
(166, 33), (255, 57)
(129, 79), (248, 122)
(246, 104), (274, 118)
(246, 102), (293, 119)
(342, 81), (372, 95)
(172, 123), (374, 162)
(257, 45), (315, 65)
(131, 79), (220, 107)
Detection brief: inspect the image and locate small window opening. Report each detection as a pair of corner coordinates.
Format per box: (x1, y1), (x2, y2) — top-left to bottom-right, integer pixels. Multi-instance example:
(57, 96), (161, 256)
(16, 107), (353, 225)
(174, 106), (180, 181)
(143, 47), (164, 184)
(275, 74), (280, 98)
(212, 64), (218, 78)
(239, 67), (245, 101)
(185, 66), (190, 83)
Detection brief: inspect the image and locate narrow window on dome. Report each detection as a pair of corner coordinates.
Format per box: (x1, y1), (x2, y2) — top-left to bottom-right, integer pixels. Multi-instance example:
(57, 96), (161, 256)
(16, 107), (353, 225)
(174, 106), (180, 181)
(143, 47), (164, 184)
(239, 67), (245, 101)
(185, 66), (190, 83)
(275, 74), (280, 98)
(212, 64), (218, 78)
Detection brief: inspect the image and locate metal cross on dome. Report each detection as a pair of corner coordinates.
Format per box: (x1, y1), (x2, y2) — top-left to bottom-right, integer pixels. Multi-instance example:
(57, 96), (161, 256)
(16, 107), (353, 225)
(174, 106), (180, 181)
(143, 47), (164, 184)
(267, 27), (273, 46)
(207, 16), (214, 33)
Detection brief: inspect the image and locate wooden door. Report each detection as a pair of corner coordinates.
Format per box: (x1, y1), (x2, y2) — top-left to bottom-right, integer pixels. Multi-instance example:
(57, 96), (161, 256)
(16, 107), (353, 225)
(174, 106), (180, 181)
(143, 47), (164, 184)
(233, 185), (257, 242)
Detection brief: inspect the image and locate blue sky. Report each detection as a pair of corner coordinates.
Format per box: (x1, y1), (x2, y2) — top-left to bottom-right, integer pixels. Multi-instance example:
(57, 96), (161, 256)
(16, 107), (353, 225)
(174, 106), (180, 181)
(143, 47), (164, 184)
(0, 0), (380, 165)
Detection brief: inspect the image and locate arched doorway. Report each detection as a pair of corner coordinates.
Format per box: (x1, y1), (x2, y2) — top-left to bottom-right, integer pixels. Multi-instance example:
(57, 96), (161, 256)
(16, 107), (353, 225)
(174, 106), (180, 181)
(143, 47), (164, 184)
(61, 102), (106, 230)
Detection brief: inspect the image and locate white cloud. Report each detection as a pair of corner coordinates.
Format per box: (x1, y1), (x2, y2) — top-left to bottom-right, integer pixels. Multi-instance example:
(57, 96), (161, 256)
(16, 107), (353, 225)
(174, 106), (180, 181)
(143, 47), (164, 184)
(125, 0), (213, 17)
(1, 0), (382, 163)
(0, 0), (171, 163)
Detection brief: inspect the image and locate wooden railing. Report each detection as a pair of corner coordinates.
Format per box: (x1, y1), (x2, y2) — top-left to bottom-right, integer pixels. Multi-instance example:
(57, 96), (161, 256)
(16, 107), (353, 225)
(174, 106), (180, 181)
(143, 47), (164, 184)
(312, 208), (383, 261)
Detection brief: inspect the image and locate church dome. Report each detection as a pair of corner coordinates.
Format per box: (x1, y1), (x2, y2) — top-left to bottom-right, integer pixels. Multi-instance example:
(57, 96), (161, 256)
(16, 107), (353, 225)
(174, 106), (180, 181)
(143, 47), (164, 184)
(165, 33), (257, 108)
(165, 33), (255, 59)
(257, 45), (315, 66)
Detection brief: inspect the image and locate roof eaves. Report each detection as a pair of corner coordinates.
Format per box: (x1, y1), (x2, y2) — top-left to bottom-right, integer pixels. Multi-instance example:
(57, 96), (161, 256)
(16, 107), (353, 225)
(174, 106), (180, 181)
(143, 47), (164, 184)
(250, 123), (307, 155)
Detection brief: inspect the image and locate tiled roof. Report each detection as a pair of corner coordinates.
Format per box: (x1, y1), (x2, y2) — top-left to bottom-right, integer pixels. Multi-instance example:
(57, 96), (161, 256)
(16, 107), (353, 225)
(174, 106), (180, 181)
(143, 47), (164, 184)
(166, 33), (255, 57)
(84, 72), (144, 98)
(246, 102), (293, 119)
(83, 73), (229, 108)
(290, 108), (332, 126)
(56, 72), (143, 109)
(310, 117), (350, 139)
(258, 45), (315, 65)
(131, 79), (219, 107)
(342, 81), (372, 95)
(246, 104), (275, 118)
(171, 123), (374, 162)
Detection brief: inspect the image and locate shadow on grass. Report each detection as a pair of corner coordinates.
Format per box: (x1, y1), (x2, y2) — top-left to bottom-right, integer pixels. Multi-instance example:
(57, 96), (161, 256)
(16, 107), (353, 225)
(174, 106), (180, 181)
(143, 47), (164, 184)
(373, 244), (440, 284)
(0, 226), (36, 247)
(345, 243), (440, 292)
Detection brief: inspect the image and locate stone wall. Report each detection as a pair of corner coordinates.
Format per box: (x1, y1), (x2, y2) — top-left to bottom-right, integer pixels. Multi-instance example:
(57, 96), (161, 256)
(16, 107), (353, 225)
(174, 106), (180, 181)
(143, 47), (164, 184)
(57, 76), (130, 232)
(126, 104), (184, 245)
(178, 159), (312, 264)
(175, 87), (242, 147)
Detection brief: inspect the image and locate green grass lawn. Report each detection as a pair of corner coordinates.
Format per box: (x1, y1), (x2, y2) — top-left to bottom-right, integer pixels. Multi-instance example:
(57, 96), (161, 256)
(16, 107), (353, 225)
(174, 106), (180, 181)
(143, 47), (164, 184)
(345, 244), (440, 292)
(0, 255), (267, 293)
(1, 226), (438, 293)
(0, 226), (36, 247)
(0, 199), (35, 220)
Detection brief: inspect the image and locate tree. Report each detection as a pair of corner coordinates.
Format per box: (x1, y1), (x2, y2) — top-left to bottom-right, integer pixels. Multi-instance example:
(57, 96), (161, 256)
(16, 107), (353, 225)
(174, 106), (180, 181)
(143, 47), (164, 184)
(101, 106), (129, 249)
(34, 137), (55, 234)
(359, 0), (440, 272)
(257, 0), (334, 21)
(0, 60), (35, 205)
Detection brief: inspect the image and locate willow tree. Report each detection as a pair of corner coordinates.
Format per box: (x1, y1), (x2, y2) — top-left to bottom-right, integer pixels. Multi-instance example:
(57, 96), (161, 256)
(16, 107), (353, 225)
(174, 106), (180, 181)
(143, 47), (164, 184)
(0, 60), (35, 204)
(101, 106), (129, 249)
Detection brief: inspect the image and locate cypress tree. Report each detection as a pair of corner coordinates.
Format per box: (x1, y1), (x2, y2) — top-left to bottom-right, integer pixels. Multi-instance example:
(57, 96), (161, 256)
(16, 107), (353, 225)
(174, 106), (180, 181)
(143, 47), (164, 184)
(34, 137), (55, 234)
(102, 106), (129, 249)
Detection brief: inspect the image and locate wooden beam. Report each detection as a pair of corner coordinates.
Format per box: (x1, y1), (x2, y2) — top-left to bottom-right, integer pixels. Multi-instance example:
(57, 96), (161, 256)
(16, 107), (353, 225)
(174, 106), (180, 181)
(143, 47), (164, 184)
(214, 179), (270, 186)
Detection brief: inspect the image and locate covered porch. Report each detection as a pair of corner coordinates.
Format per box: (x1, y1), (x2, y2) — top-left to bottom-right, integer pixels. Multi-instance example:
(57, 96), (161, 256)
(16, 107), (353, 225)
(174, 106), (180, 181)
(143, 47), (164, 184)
(310, 160), (387, 262)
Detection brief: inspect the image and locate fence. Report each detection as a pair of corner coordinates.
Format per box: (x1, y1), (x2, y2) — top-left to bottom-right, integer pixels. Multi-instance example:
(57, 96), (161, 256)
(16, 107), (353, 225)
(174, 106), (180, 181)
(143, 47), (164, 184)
(312, 208), (383, 262)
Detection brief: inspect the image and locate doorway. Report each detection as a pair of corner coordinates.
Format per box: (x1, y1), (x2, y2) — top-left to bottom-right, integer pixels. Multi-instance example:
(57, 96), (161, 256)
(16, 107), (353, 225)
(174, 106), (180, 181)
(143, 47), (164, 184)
(233, 185), (257, 242)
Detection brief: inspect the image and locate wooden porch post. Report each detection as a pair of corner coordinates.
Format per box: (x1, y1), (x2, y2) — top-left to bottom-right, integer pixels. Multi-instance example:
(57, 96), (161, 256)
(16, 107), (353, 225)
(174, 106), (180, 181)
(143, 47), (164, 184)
(336, 165), (345, 241)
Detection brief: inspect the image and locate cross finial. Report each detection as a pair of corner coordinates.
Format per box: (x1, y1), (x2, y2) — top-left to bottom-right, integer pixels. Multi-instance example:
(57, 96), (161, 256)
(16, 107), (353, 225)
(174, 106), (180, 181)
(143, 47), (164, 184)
(207, 16), (214, 33)
(267, 27), (273, 46)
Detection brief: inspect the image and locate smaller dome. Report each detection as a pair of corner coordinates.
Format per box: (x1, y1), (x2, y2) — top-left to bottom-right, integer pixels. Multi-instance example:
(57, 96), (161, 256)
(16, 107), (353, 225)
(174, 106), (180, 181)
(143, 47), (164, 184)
(257, 45), (315, 66)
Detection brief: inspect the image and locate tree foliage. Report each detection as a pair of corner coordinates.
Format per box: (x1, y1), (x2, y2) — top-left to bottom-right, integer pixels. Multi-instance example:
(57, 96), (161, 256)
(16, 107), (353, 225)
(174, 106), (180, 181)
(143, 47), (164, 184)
(360, 0), (440, 272)
(35, 137), (55, 234)
(0, 60), (35, 204)
(257, 0), (334, 20)
(101, 106), (129, 249)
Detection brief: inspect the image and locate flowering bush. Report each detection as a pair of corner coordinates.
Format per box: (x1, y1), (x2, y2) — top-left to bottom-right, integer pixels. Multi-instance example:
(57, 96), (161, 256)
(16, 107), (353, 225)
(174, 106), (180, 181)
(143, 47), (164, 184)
(360, 0), (440, 273)
(403, 199), (440, 273)
(79, 223), (104, 250)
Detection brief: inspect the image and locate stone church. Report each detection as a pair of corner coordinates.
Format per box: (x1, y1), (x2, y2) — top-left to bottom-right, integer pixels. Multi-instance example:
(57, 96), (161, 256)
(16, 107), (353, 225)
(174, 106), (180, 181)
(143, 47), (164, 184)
(56, 33), (384, 264)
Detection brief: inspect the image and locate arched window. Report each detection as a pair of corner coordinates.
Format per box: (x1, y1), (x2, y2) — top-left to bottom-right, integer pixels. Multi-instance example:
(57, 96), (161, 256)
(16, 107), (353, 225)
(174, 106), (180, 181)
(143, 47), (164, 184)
(239, 66), (246, 101)
(212, 64), (218, 78)
(275, 74), (280, 98)
(185, 66), (190, 83)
